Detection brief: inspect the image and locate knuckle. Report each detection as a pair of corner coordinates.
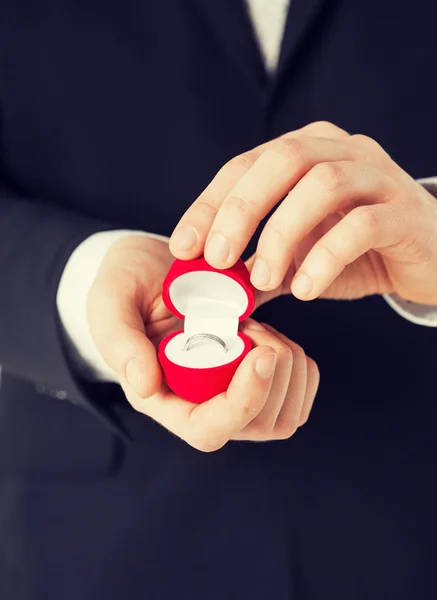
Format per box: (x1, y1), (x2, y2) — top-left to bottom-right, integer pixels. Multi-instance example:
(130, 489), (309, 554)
(352, 206), (381, 232)
(318, 242), (343, 265)
(307, 120), (342, 136)
(131, 402), (143, 415)
(128, 396), (145, 414)
(310, 119), (334, 129)
(188, 431), (225, 453)
(249, 419), (275, 438)
(312, 162), (347, 190)
(193, 197), (221, 215)
(277, 344), (294, 361)
(228, 152), (258, 171)
(261, 220), (287, 243)
(276, 136), (307, 161)
(279, 134), (303, 150)
(224, 194), (258, 217)
(288, 342), (305, 361)
(350, 133), (368, 144)
(275, 421), (299, 440)
(351, 133), (379, 148)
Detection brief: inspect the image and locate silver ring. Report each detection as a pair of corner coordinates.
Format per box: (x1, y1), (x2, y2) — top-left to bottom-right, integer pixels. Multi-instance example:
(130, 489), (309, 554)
(183, 333), (228, 353)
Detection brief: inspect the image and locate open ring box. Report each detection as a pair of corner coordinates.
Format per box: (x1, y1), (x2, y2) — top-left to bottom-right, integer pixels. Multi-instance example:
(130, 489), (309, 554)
(158, 257), (255, 403)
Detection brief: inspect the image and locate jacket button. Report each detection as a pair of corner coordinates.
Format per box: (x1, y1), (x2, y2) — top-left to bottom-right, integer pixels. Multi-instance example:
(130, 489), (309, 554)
(35, 383), (68, 400)
(35, 382), (48, 394)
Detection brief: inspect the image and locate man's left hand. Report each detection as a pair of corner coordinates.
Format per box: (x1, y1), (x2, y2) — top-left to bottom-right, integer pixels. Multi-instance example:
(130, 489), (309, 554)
(170, 121), (437, 306)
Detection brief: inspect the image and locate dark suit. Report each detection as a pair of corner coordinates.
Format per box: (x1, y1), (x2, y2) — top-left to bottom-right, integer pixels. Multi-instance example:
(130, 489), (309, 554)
(1, 1), (436, 598)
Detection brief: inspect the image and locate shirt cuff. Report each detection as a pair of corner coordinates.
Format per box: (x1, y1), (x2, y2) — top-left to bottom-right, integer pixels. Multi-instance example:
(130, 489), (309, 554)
(383, 293), (437, 327)
(56, 230), (169, 382)
(383, 176), (437, 326)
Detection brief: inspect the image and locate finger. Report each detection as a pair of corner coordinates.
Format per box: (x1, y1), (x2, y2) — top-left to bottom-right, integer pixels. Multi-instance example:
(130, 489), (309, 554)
(245, 254), (287, 309)
(203, 136), (357, 269)
(169, 143), (268, 259)
(88, 271), (162, 398)
(185, 345), (279, 451)
(170, 128), (350, 262)
(128, 340), (278, 452)
(252, 162), (395, 291)
(299, 357), (320, 427)
(291, 203), (400, 300)
(170, 123), (348, 260)
(260, 324), (309, 438)
(232, 321), (293, 439)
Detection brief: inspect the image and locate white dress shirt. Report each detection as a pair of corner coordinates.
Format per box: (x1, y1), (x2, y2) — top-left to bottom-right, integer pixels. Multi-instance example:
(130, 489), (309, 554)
(56, 0), (437, 382)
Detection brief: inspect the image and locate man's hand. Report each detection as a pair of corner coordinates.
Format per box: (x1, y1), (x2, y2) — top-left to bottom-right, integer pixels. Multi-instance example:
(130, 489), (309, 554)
(121, 320), (319, 452)
(169, 121), (437, 306)
(87, 236), (179, 397)
(87, 236), (319, 450)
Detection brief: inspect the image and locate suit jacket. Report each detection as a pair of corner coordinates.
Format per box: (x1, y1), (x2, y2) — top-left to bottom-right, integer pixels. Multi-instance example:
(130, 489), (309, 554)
(0, 1), (436, 599)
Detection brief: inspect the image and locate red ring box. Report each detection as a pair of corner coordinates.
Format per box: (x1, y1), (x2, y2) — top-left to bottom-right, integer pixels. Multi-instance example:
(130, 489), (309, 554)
(158, 257), (255, 403)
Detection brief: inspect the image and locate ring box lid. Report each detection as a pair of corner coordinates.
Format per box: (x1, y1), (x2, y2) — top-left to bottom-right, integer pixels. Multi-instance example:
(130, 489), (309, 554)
(162, 257), (255, 340)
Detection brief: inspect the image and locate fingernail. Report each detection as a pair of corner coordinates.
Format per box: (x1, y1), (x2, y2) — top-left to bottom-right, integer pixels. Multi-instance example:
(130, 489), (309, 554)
(255, 352), (277, 379)
(292, 273), (313, 297)
(250, 258), (271, 288)
(206, 233), (230, 264)
(171, 225), (198, 251)
(126, 358), (144, 393)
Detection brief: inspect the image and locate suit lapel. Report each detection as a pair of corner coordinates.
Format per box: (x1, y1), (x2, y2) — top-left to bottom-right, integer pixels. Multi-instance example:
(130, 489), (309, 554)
(276, 0), (331, 79)
(187, 0), (267, 90)
(186, 0), (333, 96)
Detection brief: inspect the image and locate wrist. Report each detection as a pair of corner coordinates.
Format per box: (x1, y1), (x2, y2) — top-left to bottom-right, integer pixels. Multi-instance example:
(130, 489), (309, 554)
(107, 232), (169, 256)
(385, 178), (437, 306)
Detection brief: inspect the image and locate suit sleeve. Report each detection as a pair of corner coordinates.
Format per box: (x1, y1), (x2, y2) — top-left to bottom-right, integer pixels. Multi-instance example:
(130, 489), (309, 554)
(0, 179), (116, 412)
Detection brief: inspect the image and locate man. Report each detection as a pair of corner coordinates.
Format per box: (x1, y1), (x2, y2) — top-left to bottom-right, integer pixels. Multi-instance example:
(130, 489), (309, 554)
(0, 1), (436, 598)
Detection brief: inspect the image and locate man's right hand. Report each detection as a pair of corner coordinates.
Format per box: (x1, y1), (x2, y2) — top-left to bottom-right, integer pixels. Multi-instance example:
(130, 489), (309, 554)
(87, 236), (320, 452)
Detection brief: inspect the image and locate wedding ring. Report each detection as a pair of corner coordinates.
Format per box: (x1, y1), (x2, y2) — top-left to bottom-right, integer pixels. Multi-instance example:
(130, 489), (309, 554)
(183, 333), (228, 353)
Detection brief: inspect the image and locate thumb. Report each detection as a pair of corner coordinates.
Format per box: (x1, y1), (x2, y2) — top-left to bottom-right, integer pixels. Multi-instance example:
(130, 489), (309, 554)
(87, 271), (162, 398)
